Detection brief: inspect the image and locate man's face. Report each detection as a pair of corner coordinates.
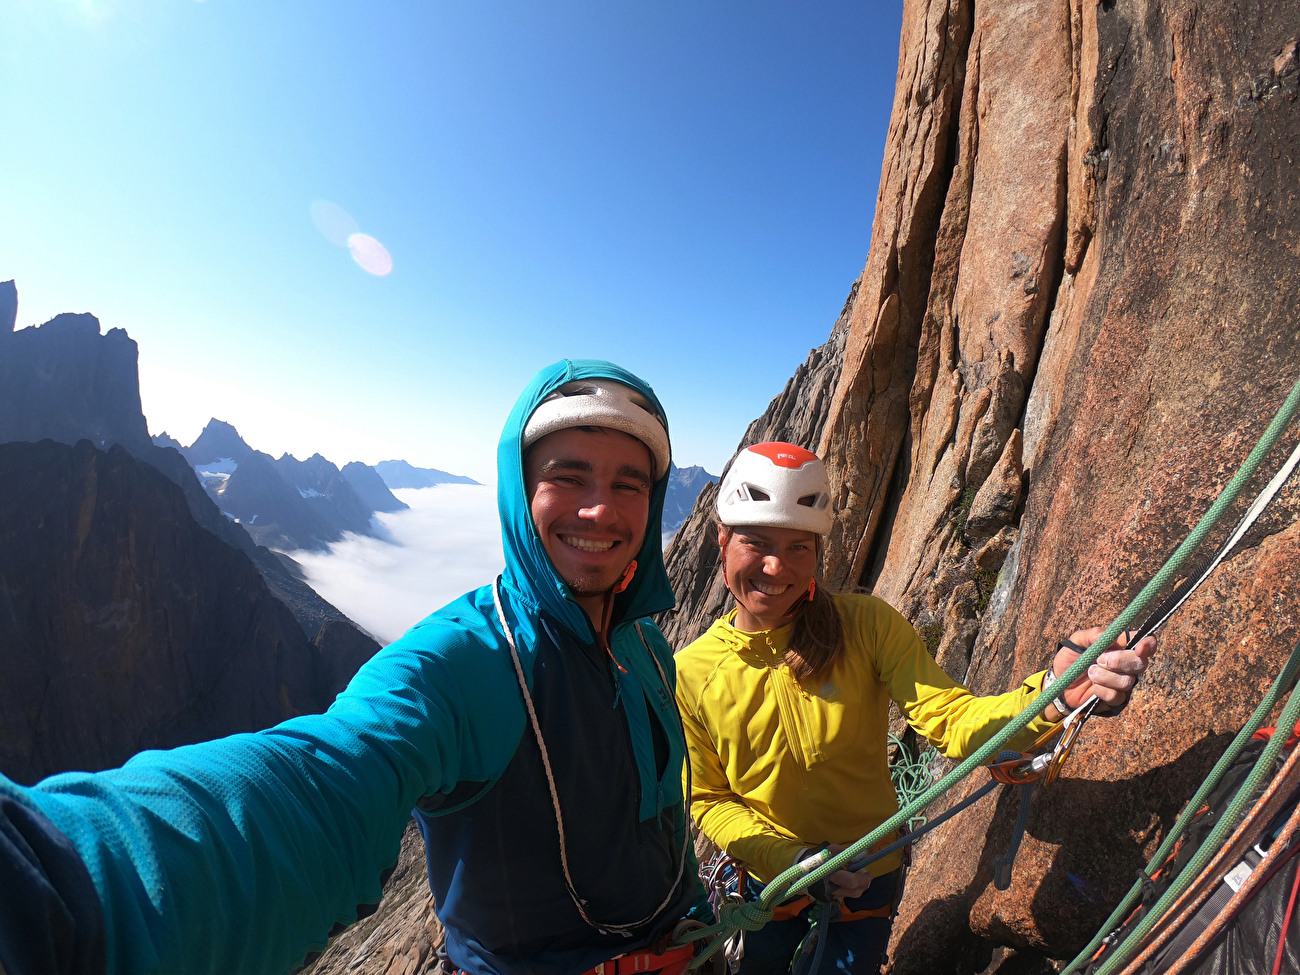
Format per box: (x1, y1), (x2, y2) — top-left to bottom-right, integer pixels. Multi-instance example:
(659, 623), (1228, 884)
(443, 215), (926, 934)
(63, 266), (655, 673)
(525, 426), (654, 600)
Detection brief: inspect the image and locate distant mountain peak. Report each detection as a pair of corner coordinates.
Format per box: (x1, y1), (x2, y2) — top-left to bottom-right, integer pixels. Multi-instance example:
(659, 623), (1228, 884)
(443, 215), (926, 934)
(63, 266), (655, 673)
(375, 460), (480, 489)
(662, 461), (718, 536)
(185, 418), (254, 466)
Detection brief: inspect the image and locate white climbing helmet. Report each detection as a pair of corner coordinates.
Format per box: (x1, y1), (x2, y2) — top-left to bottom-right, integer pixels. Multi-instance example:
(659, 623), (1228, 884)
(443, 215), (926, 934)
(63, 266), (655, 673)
(522, 378), (671, 479)
(716, 442), (833, 535)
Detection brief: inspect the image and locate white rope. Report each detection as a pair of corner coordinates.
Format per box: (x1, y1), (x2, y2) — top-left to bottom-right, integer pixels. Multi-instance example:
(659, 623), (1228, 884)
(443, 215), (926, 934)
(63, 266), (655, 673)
(1064, 438), (1300, 721)
(1143, 438), (1300, 636)
(492, 578), (688, 936)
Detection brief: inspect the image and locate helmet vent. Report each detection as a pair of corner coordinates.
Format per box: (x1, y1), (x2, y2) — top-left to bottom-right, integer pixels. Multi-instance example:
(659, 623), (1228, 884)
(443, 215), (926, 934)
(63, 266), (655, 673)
(746, 487), (771, 502)
(796, 493), (818, 508)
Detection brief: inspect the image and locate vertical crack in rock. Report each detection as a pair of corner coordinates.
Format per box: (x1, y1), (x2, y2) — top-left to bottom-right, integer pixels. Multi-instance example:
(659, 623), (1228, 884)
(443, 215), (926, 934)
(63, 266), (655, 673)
(819, 0), (978, 593)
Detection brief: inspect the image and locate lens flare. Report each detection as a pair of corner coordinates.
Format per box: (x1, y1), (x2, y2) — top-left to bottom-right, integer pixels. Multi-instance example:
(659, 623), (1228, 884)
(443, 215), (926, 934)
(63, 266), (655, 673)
(348, 234), (394, 276)
(310, 201), (359, 246)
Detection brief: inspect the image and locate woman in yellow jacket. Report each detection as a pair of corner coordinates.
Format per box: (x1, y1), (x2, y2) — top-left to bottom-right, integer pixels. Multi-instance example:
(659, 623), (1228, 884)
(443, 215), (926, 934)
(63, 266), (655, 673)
(675, 443), (1155, 975)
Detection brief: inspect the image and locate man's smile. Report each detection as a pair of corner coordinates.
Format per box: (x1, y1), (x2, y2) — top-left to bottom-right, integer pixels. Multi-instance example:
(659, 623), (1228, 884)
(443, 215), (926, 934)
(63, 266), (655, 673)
(560, 534), (619, 553)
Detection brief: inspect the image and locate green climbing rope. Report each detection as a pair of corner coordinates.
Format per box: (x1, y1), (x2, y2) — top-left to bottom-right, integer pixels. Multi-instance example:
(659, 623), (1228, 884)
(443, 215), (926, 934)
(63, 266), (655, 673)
(888, 734), (935, 833)
(683, 374), (1300, 967)
(1060, 635), (1300, 974)
(1090, 657), (1300, 975)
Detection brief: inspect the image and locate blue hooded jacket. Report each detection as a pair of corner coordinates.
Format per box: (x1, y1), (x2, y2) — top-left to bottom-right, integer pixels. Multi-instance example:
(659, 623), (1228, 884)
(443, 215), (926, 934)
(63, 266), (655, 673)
(0, 360), (705, 975)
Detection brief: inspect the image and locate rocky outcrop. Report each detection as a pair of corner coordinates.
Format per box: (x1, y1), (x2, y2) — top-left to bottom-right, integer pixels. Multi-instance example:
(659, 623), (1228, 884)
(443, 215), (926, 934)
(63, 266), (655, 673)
(657, 279), (856, 646)
(0, 312), (154, 455)
(151, 431), (184, 452)
(0, 310), (380, 648)
(0, 440), (338, 785)
(0, 280), (16, 332)
(306, 821), (441, 975)
(342, 461), (410, 515)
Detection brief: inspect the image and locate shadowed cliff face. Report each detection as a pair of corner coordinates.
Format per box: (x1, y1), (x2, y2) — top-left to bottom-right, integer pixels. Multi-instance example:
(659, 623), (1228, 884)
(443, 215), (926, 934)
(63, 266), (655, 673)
(0, 304), (381, 647)
(0, 440), (347, 785)
(659, 0), (1299, 970)
(0, 313), (153, 455)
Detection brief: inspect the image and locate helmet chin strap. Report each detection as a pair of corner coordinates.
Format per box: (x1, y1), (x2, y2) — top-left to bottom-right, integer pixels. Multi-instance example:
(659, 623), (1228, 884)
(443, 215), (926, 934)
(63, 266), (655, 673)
(782, 578), (816, 619)
(596, 559), (637, 672)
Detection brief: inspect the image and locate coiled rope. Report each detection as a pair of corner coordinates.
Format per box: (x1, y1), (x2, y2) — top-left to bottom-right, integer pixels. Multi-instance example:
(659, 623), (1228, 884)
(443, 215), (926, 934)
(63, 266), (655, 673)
(888, 734), (935, 833)
(682, 373), (1300, 969)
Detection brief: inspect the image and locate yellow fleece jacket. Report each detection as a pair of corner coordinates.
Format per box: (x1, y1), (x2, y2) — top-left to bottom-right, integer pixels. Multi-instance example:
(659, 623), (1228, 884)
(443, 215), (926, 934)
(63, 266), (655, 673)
(675, 593), (1058, 882)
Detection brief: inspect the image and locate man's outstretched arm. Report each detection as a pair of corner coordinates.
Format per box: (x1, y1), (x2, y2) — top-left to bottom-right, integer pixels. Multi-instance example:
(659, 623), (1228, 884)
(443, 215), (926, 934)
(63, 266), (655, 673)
(1, 626), (485, 975)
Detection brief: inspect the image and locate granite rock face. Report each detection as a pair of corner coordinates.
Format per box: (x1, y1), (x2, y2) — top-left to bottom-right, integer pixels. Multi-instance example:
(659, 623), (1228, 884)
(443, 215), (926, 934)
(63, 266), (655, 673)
(306, 821), (441, 975)
(802, 0), (1300, 968)
(656, 0), (1300, 970)
(0, 440), (335, 784)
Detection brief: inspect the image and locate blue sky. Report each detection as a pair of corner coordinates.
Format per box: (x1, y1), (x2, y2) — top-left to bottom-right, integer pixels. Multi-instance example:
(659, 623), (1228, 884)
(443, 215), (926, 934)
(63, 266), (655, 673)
(0, 0), (902, 482)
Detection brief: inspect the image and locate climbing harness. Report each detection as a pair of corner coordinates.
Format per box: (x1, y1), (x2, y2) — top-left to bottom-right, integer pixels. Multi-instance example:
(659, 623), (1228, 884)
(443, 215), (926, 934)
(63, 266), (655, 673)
(677, 373), (1300, 971)
(492, 578), (690, 938)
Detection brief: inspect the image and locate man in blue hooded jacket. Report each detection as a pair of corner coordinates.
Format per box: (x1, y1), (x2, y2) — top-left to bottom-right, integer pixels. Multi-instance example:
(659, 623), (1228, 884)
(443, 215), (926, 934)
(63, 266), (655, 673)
(0, 360), (708, 975)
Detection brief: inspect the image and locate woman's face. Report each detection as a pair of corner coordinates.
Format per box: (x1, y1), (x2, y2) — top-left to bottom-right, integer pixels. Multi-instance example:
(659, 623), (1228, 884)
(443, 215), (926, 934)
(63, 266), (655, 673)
(719, 525), (819, 631)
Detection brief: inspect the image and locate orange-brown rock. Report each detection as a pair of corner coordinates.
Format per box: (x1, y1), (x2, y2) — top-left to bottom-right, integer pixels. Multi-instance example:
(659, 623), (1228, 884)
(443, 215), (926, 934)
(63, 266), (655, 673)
(659, 0), (1299, 971)
(306, 821), (442, 975)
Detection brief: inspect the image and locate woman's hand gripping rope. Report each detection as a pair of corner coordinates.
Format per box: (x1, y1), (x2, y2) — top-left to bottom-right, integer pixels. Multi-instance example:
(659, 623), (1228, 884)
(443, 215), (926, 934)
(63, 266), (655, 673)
(1048, 627), (1157, 718)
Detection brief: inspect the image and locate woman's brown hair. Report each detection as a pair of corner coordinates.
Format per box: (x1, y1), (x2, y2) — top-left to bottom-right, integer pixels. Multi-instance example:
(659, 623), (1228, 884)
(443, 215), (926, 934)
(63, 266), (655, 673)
(784, 566), (846, 684)
(719, 527), (846, 684)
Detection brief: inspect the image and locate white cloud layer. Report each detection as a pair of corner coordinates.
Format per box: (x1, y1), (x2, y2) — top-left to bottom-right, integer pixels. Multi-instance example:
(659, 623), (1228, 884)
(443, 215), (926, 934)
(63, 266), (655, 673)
(290, 485), (504, 645)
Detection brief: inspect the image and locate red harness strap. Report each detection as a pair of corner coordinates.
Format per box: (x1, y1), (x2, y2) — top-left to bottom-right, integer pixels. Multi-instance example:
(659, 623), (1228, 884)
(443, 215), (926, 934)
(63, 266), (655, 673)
(587, 942), (697, 975)
(452, 943), (696, 975)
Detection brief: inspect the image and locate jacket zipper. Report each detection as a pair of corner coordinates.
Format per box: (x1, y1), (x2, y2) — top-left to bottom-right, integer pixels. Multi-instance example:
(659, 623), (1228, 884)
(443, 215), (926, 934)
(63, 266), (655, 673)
(766, 638), (811, 788)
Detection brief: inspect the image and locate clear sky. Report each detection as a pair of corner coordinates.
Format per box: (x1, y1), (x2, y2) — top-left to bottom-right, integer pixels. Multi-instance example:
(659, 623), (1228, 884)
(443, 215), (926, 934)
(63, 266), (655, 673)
(0, 0), (903, 483)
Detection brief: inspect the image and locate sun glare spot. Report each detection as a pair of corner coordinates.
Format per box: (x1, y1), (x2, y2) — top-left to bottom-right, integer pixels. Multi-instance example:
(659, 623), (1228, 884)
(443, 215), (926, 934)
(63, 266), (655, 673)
(348, 234), (394, 276)
(310, 200), (359, 247)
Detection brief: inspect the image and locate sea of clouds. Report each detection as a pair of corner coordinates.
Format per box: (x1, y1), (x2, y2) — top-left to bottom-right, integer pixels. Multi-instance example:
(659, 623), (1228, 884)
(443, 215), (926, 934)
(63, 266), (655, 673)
(290, 484), (504, 646)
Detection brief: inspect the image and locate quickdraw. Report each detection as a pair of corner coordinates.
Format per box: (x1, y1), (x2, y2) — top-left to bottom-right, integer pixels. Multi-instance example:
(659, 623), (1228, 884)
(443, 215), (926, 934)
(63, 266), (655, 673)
(987, 695), (1101, 787)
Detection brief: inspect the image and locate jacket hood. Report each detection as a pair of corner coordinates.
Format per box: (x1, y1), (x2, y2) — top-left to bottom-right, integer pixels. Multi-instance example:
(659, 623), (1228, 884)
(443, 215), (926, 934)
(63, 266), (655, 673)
(498, 359), (676, 641)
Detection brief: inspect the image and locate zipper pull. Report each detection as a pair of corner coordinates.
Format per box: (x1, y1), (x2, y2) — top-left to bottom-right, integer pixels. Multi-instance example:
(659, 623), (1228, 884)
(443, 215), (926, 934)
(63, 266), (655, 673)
(609, 659), (623, 709)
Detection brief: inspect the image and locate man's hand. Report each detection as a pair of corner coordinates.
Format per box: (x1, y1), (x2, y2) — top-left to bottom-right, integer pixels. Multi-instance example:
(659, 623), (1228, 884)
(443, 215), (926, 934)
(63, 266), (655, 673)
(824, 843), (873, 899)
(1048, 626), (1157, 719)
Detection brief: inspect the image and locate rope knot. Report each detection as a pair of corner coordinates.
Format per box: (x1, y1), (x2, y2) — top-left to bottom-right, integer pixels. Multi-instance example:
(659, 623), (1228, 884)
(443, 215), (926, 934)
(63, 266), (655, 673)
(719, 900), (773, 932)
